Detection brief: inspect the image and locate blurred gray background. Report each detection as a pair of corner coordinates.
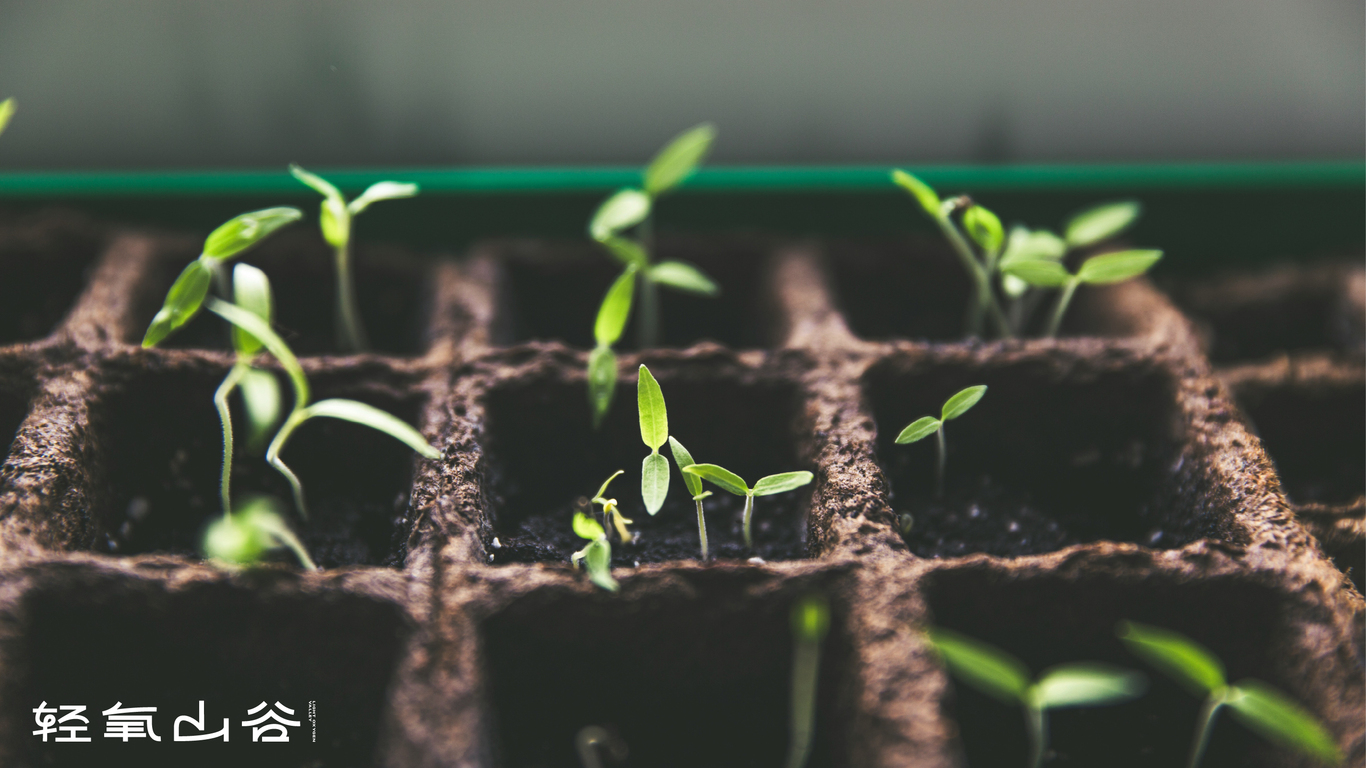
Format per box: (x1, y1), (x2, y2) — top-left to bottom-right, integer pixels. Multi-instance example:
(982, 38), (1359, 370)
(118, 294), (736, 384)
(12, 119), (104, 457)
(0, 0), (1361, 169)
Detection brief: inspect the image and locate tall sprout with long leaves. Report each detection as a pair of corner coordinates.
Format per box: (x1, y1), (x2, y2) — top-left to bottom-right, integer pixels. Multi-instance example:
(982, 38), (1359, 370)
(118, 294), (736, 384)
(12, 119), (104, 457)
(290, 165), (418, 352)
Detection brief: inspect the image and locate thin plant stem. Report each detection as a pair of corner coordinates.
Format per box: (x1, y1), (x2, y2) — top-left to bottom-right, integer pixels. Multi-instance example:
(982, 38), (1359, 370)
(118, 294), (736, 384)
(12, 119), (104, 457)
(1026, 704), (1047, 768)
(266, 412), (309, 519)
(1046, 278), (1081, 339)
(1187, 693), (1225, 768)
(935, 216), (1012, 339)
(213, 362), (249, 515)
(334, 242), (368, 352)
(935, 426), (947, 499)
(742, 493), (755, 549)
(254, 510), (318, 570)
(695, 499), (709, 560)
(784, 628), (822, 768)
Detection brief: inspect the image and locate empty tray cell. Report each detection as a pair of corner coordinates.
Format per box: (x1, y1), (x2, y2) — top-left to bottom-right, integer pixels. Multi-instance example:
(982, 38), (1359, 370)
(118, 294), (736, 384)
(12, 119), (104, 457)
(480, 572), (849, 767)
(0, 210), (105, 344)
(90, 361), (430, 567)
(865, 352), (1189, 557)
(481, 363), (811, 564)
(923, 563), (1357, 768)
(1236, 377), (1365, 507)
(4, 568), (407, 768)
(0, 371), (32, 463)
(490, 236), (774, 349)
(1167, 261), (1366, 363)
(135, 231), (432, 356)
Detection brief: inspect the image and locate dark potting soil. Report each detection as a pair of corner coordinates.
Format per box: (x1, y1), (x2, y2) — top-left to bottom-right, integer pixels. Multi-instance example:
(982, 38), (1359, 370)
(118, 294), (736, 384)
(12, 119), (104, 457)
(0, 210), (107, 344)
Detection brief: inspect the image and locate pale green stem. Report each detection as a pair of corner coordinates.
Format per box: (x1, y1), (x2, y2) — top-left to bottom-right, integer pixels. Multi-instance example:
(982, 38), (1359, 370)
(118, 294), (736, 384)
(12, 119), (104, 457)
(784, 628), (823, 768)
(1046, 278), (1081, 339)
(334, 240), (368, 352)
(1026, 704), (1047, 768)
(935, 426), (947, 499)
(213, 362), (249, 516)
(695, 499), (709, 560)
(266, 411), (309, 519)
(742, 493), (755, 549)
(256, 512), (318, 570)
(935, 216), (1012, 339)
(1187, 692), (1226, 768)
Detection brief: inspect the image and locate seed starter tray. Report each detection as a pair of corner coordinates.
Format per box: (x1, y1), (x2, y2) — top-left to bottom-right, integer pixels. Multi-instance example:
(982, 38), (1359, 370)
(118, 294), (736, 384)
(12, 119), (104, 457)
(0, 209), (1360, 767)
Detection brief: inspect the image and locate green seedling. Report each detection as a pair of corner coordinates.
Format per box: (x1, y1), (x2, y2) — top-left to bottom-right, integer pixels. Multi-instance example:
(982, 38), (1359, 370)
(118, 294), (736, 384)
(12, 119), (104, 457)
(571, 510), (618, 592)
(591, 470), (634, 544)
(926, 626), (1147, 768)
(290, 165), (418, 353)
(668, 436), (713, 559)
(203, 495), (316, 570)
(682, 463), (813, 549)
(588, 265), (636, 427)
(0, 98), (15, 138)
(1002, 247), (1161, 338)
(1117, 621), (1342, 767)
(576, 725), (627, 768)
(786, 594), (830, 768)
(895, 385), (987, 498)
(637, 364), (671, 515)
(142, 207), (303, 347)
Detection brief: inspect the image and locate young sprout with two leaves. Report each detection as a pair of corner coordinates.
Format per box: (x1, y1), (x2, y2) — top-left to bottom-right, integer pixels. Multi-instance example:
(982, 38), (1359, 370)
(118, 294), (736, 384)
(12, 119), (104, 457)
(681, 464), (813, 550)
(926, 626), (1147, 768)
(895, 385), (986, 499)
(667, 435), (713, 559)
(1117, 621), (1342, 767)
(290, 165), (418, 352)
(590, 469), (634, 544)
(1001, 244), (1162, 339)
(571, 508), (619, 593)
(203, 495), (316, 570)
(637, 364), (672, 517)
(786, 594), (831, 768)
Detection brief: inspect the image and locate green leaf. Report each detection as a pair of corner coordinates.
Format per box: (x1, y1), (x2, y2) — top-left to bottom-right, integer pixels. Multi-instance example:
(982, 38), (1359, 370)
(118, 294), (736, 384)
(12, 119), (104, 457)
(593, 469), (625, 502)
(682, 463), (750, 496)
(895, 416), (940, 444)
(649, 261), (718, 296)
(204, 496), (317, 570)
(348, 181), (419, 215)
(1032, 663), (1147, 709)
(318, 197), (350, 249)
(584, 537), (618, 591)
(752, 471), (814, 496)
(289, 164), (343, 202)
(641, 452), (670, 515)
(600, 236), (649, 268)
(1065, 201), (1141, 248)
(143, 259), (213, 347)
(1002, 258), (1072, 287)
(925, 627), (1030, 705)
(206, 298), (309, 405)
(0, 98), (14, 137)
(595, 266), (637, 347)
(1000, 227), (1067, 267)
(202, 207), (303, 261)
(1226, 681), (1343, 765)
(668, 436), (703, 497)
(1116, 621), (1225, 696)
(238, 367), (282, 446)
(963, 206), (1004, 255)
(590, 188), (651, 241)
(891, 169), (940, 216)
(587, 346), (618, 429)
(941, 385), (987, 421)
(791, 594), (830, 642)
(1002, 274), (1029, 298)
(299, 398), (440, 459)
(637, 364), (668, 450)
(1076, 250), (1163, 285)
(231, 264), (273, 356)
(573, 510), (606, 540)
(643, 123), (716, 196)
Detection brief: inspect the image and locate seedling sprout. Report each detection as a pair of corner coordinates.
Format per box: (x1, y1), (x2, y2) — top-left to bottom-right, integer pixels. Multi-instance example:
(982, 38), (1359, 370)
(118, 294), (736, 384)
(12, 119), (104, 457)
(289, 165), (418, 352)
(1117, 621), (1342, 767)
(786, 594), (830, 768)
(591, 469), (634, 544)
(926, 626), (1147, 768)
(576, 725), (627, 768)
(895, 385), (987, 498)
(203, 495), (316, 570)
(1002, 248), (1162, 338)
(571, 510), (618, 592)
(682, 464), (813, 549)
(587, 265), (636, 427)
(668, 436), (713, 559)
(637, 364), (671, 515)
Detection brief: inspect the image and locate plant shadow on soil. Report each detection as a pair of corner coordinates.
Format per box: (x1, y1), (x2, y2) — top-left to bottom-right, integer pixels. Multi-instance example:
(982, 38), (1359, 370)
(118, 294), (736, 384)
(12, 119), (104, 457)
(482, 371), (811, 566)
(865, 357), (1188, 557)
(91, 363), (428, 568)
(0, 210), (106, 344)
(136, 231), (432, 357)
(492, 237), (775, 350)
(481, 573), (848, 768)
(925, 567), (1335, 768)
(6, 571), (407, 768)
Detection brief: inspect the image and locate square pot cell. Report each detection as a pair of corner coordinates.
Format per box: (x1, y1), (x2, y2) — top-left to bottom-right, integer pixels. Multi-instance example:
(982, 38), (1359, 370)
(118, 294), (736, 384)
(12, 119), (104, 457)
(0, 210), (105, 344)
(491, 237), (774, 349)
(864, 355), (1188, 558)
(1235, 379), (1365, 506)
(90, 363), (429, 567)
(4, 570), (407, 768)
(923, 564), (1354, 768)
(134, 231), (432, 356)
(0, 376), (32, 463)
(481, 369), (811, 565)
(480, 575), (849, 768)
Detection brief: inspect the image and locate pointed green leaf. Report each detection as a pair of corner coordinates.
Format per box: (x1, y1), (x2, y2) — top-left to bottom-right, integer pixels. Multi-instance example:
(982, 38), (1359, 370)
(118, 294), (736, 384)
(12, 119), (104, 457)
(1116, 621), (1225, 696)
(143, 259), (213, 347)
(682, 463), (750, 496)
(1032, 663), (1147, 709)
(637, 364), (668, 450)
(203, 207), (303, 261)
(289, 164), (343, 202)
(1002, 274), (1029, 298)
(926, 627), (1030, 705)
(1065, 201), (1141, 248)
(791, 594), (830, 642)
(590, 188), (651, 241)
(584, 537), (618, 591)
(1076, 250), (1163, 285)
(963, 206), (1004, 255)
(1000, 227), (1066, 267)
(0, 99), (14, 137)
(588, 346), (618, 428)
(641, 452), (670, 515)
(239, 367), (282, 446)
(1226, 681), (1343, 765)
(595, 267), (637, 347)
(573, 511), (606, 541)
(1002, 258), (1072, 287)
(600, 236), (649, 268)
(644, 123), (716, 196)
(668, 436), (703, 497)
(941, 385), (987, 421)
(752, 471), (814, 496)
(319, 197), (350, 249)
(891, 169), (940, 216)
(593, 469), (625, 502)
(895, 416), (940, 444)
(206, 298), (309, 405)
(348, 181), (418, 215)
(231, 264), (273, 356)
(649, 261), (718, 296)
(299, 398), (440, 459)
